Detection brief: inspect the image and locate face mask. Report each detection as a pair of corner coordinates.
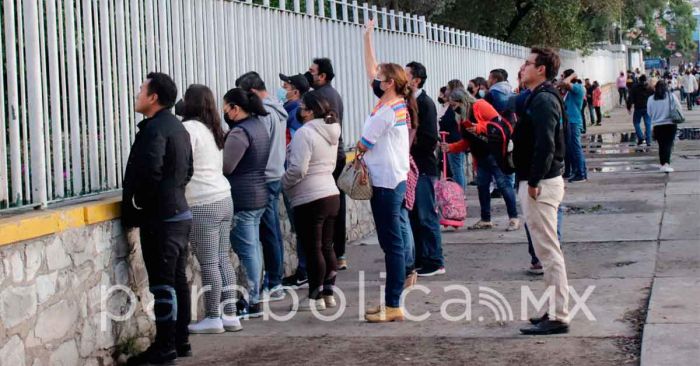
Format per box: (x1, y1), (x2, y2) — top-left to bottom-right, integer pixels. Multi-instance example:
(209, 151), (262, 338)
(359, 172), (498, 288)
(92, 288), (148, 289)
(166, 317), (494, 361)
(276, 88), (288, 103)
(478, 89), (486, 98)
(372, 79), (385, 99)
(454, 106), (463, 115)
(304, 72), (315, 88)
(437, 97), (446, 105)
(223, 112), (234, 127)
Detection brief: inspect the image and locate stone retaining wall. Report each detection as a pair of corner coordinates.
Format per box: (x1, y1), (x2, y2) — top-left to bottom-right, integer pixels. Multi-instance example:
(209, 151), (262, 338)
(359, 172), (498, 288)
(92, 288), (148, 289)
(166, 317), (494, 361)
(0, 199), (374, 365)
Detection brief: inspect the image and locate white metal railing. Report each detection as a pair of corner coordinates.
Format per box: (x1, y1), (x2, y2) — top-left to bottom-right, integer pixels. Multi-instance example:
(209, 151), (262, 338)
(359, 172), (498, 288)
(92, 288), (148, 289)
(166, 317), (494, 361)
(0, 0), (625, 210)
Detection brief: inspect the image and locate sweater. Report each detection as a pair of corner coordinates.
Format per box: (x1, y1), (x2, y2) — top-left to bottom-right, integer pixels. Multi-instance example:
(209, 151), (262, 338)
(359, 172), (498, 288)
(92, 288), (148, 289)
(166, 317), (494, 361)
(647, 93), (682, 127)
(282, 118), (341, 207)
(260, 96), (289, 182)
(182, 120), (231, 207)
(412, 90), (439, 176)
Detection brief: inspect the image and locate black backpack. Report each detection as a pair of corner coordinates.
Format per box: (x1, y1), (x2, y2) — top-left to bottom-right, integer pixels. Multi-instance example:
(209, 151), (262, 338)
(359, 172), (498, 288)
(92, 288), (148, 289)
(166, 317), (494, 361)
(485, 116), (515, 175)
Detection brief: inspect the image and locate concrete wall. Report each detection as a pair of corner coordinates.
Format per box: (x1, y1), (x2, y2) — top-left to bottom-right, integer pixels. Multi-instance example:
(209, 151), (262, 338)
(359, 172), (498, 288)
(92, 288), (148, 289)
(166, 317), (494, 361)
(0, 198), (374, 365)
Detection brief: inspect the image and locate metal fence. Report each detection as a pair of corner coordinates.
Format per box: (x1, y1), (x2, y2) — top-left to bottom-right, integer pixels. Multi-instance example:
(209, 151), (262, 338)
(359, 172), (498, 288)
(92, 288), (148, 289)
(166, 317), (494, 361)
(0, 0), (625, 210)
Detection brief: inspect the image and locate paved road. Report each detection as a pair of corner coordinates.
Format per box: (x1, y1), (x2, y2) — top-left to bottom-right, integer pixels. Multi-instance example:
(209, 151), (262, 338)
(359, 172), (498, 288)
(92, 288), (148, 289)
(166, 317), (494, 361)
(182, 106), (700, 366)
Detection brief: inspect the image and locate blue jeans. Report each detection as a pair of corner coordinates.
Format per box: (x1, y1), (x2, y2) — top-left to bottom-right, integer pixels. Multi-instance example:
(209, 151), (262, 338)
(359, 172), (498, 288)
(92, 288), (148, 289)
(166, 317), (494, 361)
(400, 207), (415, 272)
(370, 182), (406, 308)
(476, 155), (518, 221)
(409, 175), (444, 269)
(588, 104), (595, 124)
(447, 153), (466, 192)
(526, 205), (564, 265)
(261, 180), (284, 289)
(231, 208), (265, 304)
(565, 123), (587, 179)
(633, 109), (652, 145)
(283, 192), (306, 277)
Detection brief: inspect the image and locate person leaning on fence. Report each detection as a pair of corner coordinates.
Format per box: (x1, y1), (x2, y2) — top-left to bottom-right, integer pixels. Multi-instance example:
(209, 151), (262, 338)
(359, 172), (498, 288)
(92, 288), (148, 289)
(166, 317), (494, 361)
(222, 88), (272, 319)
(513, 47), (570, 335)
(304, 57), (350, 272)
(283, 90), (342, 312)
(175, 85), (242, 335)
(122, 72), (194, 366)
(235, 72), (289, 303)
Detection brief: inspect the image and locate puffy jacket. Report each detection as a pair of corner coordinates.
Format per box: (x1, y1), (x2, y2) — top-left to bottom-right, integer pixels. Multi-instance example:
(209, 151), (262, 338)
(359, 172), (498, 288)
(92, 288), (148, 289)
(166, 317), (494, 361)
(121, 108), (193, 227)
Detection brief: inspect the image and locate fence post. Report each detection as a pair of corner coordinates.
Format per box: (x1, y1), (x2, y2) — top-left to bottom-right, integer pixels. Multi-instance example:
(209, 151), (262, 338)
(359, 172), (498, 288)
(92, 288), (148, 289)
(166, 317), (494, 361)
(4, 0), (23, 204)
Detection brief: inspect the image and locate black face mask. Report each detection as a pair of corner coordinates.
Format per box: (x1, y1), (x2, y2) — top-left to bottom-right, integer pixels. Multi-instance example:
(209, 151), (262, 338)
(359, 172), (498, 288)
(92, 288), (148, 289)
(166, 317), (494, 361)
(304, 72), (315, 88)
(372, 79), (385, 99)
(454, 107), (463, 115)
(437, 97), (446, 105)
(174, 99), (185, 117)
(223, 113), (235, 128)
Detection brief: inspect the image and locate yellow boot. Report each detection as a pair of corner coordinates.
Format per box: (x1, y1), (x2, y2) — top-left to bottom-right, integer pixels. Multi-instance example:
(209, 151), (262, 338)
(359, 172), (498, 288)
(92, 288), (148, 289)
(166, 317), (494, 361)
(365, 306), (404, 323)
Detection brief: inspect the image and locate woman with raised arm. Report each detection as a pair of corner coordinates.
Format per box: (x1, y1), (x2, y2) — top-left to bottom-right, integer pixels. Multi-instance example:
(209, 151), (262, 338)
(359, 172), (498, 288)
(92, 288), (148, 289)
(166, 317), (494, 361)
(359, 19), (419, 323)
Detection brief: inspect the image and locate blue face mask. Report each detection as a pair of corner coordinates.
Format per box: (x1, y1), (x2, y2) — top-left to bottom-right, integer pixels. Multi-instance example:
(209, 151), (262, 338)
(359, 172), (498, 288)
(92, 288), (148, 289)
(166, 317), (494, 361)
(478, 89), (487, 98)
(276, 87), (288, 103)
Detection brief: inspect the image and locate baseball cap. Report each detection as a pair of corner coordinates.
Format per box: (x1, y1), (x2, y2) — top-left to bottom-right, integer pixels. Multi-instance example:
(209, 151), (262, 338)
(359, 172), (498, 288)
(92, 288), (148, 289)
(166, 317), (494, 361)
(279, 73), (310, 94)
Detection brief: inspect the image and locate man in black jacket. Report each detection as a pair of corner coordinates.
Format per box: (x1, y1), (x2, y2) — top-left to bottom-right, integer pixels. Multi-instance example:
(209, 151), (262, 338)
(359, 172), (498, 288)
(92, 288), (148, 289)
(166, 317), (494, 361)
(405, 62), (445, 277)
(513, 48), (570, 336)
(627, 75), (654, 146)
(123, 72), (194, 365)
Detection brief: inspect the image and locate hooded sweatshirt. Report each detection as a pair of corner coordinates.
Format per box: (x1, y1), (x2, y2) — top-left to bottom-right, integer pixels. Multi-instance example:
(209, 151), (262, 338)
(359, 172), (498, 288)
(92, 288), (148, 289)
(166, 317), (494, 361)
(282, 118), (341, 207)
(260, 96), (289, 182)
(447, 99), (499, 159)
(485, 81), (514, 114)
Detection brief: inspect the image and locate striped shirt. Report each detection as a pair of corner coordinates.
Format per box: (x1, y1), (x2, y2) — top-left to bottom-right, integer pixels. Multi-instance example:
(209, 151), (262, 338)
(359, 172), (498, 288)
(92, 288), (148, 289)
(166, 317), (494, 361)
(361, 98), (410, 189)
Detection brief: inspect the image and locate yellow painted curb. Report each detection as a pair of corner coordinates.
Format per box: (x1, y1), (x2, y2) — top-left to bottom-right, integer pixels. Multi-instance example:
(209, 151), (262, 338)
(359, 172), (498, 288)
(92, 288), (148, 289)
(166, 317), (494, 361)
(0, 198), (121, 247)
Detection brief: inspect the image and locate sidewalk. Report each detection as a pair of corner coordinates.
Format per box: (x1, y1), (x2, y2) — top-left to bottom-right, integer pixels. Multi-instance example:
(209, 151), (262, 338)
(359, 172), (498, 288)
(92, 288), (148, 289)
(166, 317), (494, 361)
(181, 106), (700, 366)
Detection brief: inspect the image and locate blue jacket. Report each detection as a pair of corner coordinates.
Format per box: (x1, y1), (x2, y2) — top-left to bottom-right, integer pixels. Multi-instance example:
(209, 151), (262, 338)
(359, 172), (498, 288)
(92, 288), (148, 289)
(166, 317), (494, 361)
(284, 99), (303, 139)
(485, 81), (514, 114)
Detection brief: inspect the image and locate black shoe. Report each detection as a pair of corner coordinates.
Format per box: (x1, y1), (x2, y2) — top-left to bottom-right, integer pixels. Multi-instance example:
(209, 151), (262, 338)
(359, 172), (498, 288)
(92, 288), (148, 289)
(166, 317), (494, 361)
(126, 347), (177, 366)
(520, 319), (569, 335)
(247, 302), (264, 318)
(568, 176), (587, 183)
(416, 265), (446, 277)
(529, 313), (549, 325)
(176, 343), (192, 358)
(235, 298), (249, 317)
(282, 272), (309, 289)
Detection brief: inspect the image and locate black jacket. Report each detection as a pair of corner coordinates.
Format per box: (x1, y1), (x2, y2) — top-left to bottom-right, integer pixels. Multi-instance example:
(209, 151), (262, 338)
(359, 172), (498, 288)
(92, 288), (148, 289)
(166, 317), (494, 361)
(512, 82), (566, 188)
(627, 83), (654, 111)
(412, 90), (439, 176)
(121, 108), (193, 227)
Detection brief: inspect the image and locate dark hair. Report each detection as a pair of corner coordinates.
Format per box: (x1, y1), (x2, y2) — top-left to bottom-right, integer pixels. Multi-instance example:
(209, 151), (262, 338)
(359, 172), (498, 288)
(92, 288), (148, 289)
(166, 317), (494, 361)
(471, 77), (488, 89)
(223, 88), (269, 116)
(562, 69), (575, 79)
(490, 69), (507, 83)
(235, 71), (267, 92)
(638, 74), (647, 84)
(654, 80), (668, 100)
(313, 58), (335, 82)
(406, 61), (428, 88)
(301, 90), (338, 124)
(531, 47), (561, 81)
(146, 72), (178, 108)
(447, 79), (465, 91)
(440, 86), (447, 94)
(182, 84), (226, 150)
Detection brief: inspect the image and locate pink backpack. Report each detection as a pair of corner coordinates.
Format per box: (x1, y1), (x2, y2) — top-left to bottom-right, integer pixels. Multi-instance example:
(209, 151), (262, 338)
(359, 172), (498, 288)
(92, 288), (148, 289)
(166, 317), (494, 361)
(435, 132), (467, 228)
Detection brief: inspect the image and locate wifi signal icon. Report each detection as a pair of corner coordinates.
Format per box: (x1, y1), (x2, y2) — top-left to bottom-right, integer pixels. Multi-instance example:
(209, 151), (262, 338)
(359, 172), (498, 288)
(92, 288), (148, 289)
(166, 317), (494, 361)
(478, 286), (514, 322)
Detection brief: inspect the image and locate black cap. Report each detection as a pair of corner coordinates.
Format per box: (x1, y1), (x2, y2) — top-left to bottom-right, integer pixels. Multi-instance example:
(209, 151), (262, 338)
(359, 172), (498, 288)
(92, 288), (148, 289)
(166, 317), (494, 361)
(279, 73), (310, 94)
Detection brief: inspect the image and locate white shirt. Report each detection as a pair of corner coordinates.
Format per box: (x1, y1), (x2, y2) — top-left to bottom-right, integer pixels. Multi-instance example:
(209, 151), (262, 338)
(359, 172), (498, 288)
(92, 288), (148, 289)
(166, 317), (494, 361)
(182, 120), (231, 207)
(360, 99), (409, 189)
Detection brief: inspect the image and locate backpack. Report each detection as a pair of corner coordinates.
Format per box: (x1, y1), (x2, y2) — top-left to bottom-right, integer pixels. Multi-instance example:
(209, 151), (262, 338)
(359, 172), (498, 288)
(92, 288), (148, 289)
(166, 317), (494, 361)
(485, 117), (515, 175)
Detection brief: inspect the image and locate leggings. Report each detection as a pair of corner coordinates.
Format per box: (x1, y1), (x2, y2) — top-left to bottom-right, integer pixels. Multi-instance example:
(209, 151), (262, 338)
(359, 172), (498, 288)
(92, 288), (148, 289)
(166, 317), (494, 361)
(190, 197), (237, 318)
(294, 195), (340, 299)
(653, 124), (677, 165)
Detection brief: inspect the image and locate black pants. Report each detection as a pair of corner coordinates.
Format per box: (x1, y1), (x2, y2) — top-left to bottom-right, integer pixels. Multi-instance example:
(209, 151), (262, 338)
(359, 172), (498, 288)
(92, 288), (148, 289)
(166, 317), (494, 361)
(294, 195), (340, 299)
(140, 220), (192, 350)
(618, 88), (627, 105)
(653, 124), (677, 165)
(595, 107), (602, 125)
(581, 100), (588, 133)
(332, 155), (347, 259)
(687, 92), (695, 110)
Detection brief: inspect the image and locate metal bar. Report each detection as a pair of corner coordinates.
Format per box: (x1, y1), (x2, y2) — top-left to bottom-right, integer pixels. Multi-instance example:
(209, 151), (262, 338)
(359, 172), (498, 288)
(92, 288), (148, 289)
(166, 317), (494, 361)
(4, 0), (23, 205)
(47, 0), (65, 197)
(116, 0), (131, 178)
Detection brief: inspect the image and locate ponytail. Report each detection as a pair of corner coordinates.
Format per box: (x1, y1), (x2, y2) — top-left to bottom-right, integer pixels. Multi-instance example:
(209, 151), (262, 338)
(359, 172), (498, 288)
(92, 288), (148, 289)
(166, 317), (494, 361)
(402, 85), (419, 129)
(301, 90), (338, 124)
(223, 88), (269, 116)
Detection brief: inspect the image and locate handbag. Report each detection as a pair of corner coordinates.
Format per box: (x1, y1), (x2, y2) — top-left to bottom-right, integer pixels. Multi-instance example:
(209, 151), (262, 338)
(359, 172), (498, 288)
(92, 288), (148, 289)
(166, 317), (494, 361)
(668, 92), (685, 124)
(337, 153), (373, 200)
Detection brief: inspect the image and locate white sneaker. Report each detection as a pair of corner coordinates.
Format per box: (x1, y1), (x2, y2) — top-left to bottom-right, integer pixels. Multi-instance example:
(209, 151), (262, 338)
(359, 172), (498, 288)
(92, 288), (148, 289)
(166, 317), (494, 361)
(262, 285), (286, 303)
(221, 314), (243, 332)
(188, 317), (225, 334)
(660, 164), (674, 173)
(293, 298), (326, 312)
(323, 295), (337, 308)
(506, 218), (520, 231)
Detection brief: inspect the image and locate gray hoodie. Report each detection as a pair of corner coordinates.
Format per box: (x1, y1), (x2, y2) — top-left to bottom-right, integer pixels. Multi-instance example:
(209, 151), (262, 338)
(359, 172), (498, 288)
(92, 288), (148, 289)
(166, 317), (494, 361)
(260, 96), (289, 182)
(282, 118), (341, 207)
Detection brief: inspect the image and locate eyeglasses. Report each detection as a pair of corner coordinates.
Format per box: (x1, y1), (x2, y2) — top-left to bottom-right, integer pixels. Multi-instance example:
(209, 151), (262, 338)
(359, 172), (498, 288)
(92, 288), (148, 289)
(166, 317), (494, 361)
(523, 60), (538, 67)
